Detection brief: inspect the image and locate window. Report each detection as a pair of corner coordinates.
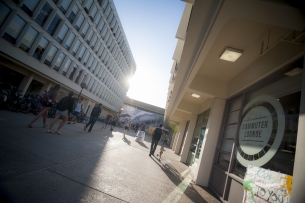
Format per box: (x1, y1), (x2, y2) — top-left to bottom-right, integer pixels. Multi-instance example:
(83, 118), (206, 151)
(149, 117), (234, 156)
(78, 0), (84, 5)
(81, 22), (89, 38)
(67, 5), (79, 23)
(84, 0), (93, 12)
(91, 36), (97, 49)
(102, 0), (109, 11)
(59, 0), (72, 14)
(35, 3), (52, 27)
(74, 14), (84, 31)
(56, 24), (68, 43)
(54, 52), (66, 71)
(69, 63), (78, 79)
(75, 69), (83, 83)
(46, 14), (61, 36)
(83, 52), (90, 65)
(98, 20), (105, 33)
(95, 41), (101, 54)
(94, 14), (101, 27)
(0, 2), (10, 27)
(71, 39), (81, 56)
(90, 6), (98, 18)
(86, 30), (93, 44)
(21, 0), (40, 16)
(44, 45), (58, 66)
(33, 37), (49, 59)
(62, 58), (72, 76)
(3, 15), (26, 44)
(19, 27), (38, 52)
(78, 46), (86, 61)
(82, 72), (88, 83)
(87, 56), (94, 69)
(64, 32), (75, 50)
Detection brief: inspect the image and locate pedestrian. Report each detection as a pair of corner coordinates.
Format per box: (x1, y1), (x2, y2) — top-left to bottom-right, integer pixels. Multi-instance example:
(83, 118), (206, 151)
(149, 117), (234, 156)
(134, 123), (139, 133)
(135, 123), (146, 142)
(123, 117), (132, 138)
(28, 84), (61, 128)
(149, 124), (164, 157)
(102, 113), (112, 129)
(110, 113), (119, 131)
(84, 103), (102, 133)
(47, 91), (75, 135)
(68, 98), (83, 124)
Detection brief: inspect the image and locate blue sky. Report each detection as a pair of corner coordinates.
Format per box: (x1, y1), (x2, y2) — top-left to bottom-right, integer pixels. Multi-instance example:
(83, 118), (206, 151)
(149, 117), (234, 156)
(112, 0), (185, 108)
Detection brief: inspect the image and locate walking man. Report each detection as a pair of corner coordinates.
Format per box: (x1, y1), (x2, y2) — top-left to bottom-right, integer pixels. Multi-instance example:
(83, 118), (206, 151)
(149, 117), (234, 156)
(123, 117), (132, 138)
(68, 98), (83, 124)
(149, 124), (164, 157)
(84, 103), (102, 133)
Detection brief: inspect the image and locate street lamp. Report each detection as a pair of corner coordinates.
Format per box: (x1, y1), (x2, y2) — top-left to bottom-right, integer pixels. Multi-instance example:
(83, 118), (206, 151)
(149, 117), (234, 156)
(78, 82), (87, 100)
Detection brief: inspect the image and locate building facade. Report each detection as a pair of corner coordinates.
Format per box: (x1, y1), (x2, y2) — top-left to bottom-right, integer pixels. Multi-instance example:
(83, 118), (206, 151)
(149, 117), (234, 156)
(167, 0), (305, 202)
(0, 0), (136, 116)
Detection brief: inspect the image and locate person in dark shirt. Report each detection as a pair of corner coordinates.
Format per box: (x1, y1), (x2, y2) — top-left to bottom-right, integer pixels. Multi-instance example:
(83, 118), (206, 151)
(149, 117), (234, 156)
(149, 124), (164, 156)
(47, 91), (75, 135)
(84, 103), (102, 133)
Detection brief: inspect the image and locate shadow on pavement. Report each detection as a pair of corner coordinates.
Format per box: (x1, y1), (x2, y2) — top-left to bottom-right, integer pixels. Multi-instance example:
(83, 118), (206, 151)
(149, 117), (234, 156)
(135, 141), (149, 149)
(122, 137), (131, 145)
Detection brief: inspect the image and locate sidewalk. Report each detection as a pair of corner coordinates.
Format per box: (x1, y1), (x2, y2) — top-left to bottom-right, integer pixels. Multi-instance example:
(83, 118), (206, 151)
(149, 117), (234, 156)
(0, 110), (220, 203)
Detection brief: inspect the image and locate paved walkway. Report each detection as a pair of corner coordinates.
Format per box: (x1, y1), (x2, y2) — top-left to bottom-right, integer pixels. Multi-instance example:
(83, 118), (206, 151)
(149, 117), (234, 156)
(0, 110), (220, 203)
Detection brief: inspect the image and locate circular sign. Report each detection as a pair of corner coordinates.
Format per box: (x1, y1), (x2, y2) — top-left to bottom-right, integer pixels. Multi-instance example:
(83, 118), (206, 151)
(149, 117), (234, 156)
(236, 95), (285, 167)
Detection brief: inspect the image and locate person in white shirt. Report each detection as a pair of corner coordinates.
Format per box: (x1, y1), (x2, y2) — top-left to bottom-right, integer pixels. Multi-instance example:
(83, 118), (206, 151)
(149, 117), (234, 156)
(68, 98), (83, 124)
(123, 117), (132, 138)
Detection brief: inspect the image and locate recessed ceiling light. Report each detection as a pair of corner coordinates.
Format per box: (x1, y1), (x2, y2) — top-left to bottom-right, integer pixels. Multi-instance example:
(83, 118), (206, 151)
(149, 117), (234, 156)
(191, 93), (200, 98)
(220, 47), (243, 62)
(284, 68), (303, 77)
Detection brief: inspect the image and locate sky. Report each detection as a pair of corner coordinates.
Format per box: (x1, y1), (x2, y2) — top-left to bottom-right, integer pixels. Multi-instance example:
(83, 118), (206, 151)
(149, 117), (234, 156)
(112, 0), (185, 108)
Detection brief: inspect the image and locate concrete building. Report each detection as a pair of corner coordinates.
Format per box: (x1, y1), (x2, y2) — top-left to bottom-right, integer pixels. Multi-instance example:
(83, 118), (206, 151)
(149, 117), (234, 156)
(0, 0), (136, 117)
(167, 0), (305, 202)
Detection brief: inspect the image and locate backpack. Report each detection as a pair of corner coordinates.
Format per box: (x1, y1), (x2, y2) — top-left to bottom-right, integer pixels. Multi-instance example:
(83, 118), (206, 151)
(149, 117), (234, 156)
(57, 96), (70, 111)
(91, 107), (100, 117)
(41, 91), (53, 106)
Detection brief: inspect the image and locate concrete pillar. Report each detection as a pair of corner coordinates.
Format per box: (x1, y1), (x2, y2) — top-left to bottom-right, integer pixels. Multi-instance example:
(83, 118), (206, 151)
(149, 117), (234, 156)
(180, 114), (198, 163)
(194, 98), (226, 186)
(18, 73), (35, 95)
(39, 81), (53, 95)
(173, 121), (187, 154)
(290, 56), (305, 202)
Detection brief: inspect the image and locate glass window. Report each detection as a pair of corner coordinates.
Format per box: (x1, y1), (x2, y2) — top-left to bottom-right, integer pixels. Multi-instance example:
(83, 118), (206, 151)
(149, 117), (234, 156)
(67, 5), (79, 23)
(95, 41), (101, 54)
(3, 15), (26, 44)
(102, 0), (109, 11)
(64, 32), (75, 50)
(82, 72), (88, 83)
(78, 0), (84, 5)
(19, 27), (38, 52)
(75, 69), (83, 83)
(74, 14), (84, 31)
(0, 2), (10, 27)
(83, 52), (90, 65)
(56, 24), (68, 43)
(81, 22), (89, 38)
(32, 37), (49, 59)
(98, 21), (105, 34)
(69, 63), (78, 79)
(59, 0), (72, 14)
(87, 56), (94, 69)
(62, 58), (72, 76)
(44, 45), (58, 66)
(35, 3), (52, 27)
(54, 52), (66, 71)
(91, 36), (97, 49)
(46, 14), (61, 36)
(86, 30), (93, 44)
(21, 0), (40, 16)
(71, 39), (81, 56)
(84, 0), (93, 12)
(78, 46), (86, 61)
(94, 14), (101, 27)
(90, 6), (98, 18)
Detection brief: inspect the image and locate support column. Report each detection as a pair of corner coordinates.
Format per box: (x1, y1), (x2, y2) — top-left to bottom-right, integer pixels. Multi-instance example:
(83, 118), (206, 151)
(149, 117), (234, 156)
(173, 121), (186, 154)
(39, 81), (53, 95)
(290, 56), (305, 202)
(18, 73), (35, 95)
(180, 114), (197, 163)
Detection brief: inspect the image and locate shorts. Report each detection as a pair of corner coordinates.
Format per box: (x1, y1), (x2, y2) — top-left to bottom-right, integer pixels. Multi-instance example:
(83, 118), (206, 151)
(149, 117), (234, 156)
(56, 110), (69, 117)
(73, 111), (80, 116)
(112, 121), (116, 126)
(124, 126), (129, 130)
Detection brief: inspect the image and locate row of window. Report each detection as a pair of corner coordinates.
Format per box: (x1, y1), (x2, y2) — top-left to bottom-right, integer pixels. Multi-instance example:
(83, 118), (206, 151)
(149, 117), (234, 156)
(18, 0), (129, 85)
(0, 2), (125, 107)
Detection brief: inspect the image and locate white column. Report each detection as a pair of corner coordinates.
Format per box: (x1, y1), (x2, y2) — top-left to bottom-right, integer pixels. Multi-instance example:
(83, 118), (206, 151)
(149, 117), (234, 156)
(18, 73), (35, 95)
(173, 121), (187, 154)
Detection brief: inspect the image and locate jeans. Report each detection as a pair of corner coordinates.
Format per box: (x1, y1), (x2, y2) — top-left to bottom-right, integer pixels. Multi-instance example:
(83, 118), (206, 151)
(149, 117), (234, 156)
(86, 117), (97, 132)
(150, 139), (159, 155)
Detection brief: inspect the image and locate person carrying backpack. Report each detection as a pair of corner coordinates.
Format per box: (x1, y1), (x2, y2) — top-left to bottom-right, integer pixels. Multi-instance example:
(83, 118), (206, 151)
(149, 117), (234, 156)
(28, 84), (61, 128)
(84, 103), (102, 133)
(47, 91), (75, 135)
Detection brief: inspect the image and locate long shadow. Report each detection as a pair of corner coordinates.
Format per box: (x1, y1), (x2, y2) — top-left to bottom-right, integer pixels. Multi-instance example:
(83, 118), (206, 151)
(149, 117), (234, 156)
(150, 156), (220, 202)
(122, 137), (131, 146)
(135, 141), (149, 149)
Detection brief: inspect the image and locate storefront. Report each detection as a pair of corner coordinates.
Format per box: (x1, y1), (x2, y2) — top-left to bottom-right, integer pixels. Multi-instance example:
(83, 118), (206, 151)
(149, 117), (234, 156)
(209, 60), (304, 202)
